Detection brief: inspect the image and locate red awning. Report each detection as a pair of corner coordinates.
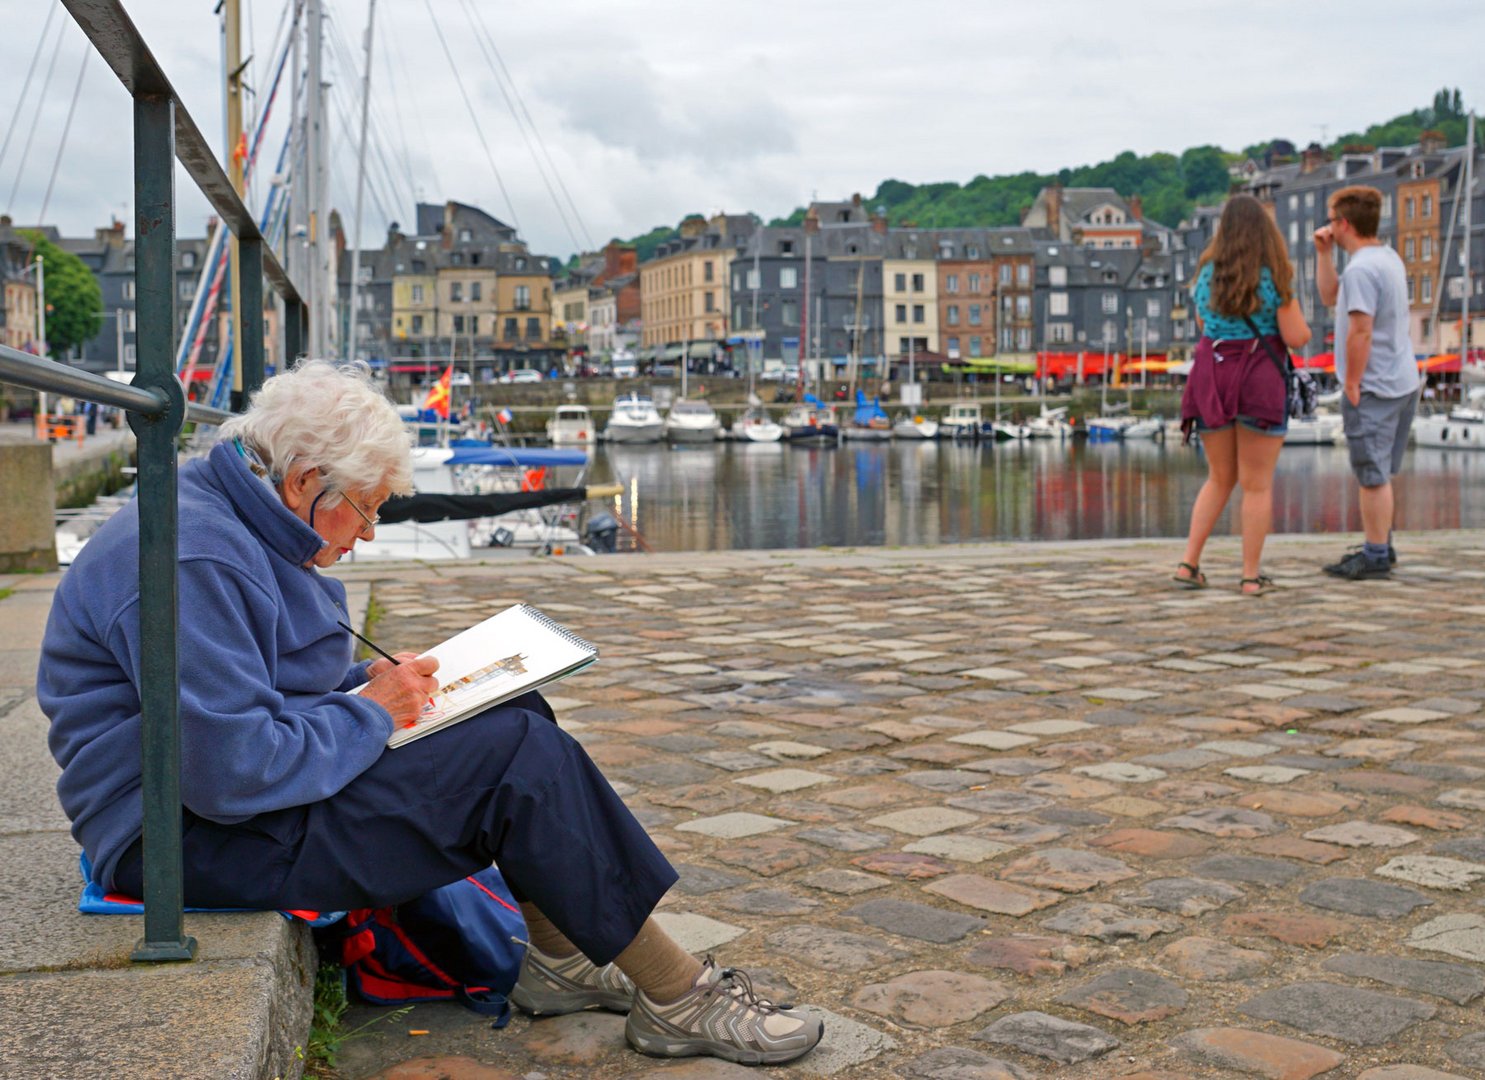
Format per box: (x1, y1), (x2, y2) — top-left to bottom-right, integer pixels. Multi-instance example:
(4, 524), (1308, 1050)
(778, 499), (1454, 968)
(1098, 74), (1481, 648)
(1036, 352), (1119, 379)
(1294, 352), (1334, 371)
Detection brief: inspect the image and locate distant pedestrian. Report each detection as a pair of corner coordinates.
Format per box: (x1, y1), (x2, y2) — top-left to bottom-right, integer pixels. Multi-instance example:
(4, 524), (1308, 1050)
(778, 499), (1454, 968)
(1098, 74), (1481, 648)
(1314, 185), (1420, 580)
(1175, 194), (1312, 595)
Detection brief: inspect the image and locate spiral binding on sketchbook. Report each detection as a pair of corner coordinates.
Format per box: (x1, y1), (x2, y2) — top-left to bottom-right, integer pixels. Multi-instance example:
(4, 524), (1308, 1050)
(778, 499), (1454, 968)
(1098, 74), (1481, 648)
(518, 604), (599, 657)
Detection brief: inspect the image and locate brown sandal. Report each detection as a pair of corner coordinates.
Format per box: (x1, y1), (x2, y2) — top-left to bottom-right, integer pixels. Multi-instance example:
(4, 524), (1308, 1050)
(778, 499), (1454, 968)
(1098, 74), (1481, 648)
(1240, 575), (1275, 596)
(1172, 562), (1207, 589)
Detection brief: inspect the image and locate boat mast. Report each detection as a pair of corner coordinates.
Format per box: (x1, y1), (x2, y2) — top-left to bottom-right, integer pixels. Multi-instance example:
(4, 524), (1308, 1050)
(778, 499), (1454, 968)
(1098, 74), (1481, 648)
(345, 0), (377, 363)
(224, 0), (245, 406)
(797, 221), (810, 402)
(1461, 112), (1475, 369)
(749, 234), (760, 401)
(306, 0), (332, 359)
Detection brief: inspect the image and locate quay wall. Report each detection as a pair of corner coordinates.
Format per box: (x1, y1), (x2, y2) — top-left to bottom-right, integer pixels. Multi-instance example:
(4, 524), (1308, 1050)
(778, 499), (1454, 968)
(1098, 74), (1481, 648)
(0, 443), (58, 572)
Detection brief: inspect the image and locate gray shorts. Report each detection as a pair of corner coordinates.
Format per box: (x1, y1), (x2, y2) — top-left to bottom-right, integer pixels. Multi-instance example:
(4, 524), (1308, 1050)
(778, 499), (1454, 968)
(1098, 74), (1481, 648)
(1341, 390), (1418, 487)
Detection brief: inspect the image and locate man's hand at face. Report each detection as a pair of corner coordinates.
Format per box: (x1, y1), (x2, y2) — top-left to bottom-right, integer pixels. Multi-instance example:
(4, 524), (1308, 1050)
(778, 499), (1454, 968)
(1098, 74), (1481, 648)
(1313, 225), (1335, 256)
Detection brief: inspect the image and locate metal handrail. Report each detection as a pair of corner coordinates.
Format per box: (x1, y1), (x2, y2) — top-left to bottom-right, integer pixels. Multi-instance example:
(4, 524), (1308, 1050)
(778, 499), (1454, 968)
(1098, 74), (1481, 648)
(0, 345), (233, 427)
(0, 0), (308, 963)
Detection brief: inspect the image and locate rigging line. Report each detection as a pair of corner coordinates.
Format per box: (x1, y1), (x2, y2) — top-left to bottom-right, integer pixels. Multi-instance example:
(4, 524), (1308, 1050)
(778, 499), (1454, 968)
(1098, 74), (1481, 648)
(5, 19), (69, 218)
(376, 23), (422, 212)
(462, 0), (594, 250)
(0, 4), (59, 183)
(384, 23), (442, 199)
(37, 49), (88, 227)
(326, 87), (391, 224)
(420, 0), (521, 231)
(454, 0), (581, 252)
(322, 9), (411, 220)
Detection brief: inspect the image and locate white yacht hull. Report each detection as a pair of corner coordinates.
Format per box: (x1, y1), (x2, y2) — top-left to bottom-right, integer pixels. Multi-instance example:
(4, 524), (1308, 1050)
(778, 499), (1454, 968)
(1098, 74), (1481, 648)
(604, 422), (664, 443)
(1284, 414), (1344, 446)
(841, 425), (893, 441)
(1414, 413), (1485, 449)
(892, 419), (939, 439)
(737, 421), (784, 443)
(666, 422), (722, 443)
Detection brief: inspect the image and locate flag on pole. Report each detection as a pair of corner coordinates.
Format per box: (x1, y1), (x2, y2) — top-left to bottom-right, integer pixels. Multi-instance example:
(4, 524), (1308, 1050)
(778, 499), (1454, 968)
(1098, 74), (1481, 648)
(421, 365), (453, 419)
(496, 406), (514, 425)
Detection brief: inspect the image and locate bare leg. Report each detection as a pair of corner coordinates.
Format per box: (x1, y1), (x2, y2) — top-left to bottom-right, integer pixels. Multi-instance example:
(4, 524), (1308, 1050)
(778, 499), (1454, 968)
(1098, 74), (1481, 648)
(1235, 426), (1285, 583)
(1180, 427), (1238, 574)
(1358, 481), (1393, 546)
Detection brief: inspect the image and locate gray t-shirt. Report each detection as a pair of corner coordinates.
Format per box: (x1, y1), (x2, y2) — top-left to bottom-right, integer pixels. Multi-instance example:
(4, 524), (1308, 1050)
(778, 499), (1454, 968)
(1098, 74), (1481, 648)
(1334, 243), (1419, 398)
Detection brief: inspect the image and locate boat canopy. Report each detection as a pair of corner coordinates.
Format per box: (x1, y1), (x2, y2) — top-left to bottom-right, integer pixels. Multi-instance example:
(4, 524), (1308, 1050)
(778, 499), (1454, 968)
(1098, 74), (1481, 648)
(418, 445), (589, 468)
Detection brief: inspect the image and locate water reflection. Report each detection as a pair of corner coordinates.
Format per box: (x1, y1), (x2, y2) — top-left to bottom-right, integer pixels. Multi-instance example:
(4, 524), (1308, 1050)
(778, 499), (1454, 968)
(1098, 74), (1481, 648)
(589, 440), (1483, 553)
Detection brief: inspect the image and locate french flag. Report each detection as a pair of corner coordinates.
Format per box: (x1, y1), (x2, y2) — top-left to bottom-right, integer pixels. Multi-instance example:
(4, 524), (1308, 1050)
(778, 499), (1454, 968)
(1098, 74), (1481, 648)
(496, 407), (514, 425)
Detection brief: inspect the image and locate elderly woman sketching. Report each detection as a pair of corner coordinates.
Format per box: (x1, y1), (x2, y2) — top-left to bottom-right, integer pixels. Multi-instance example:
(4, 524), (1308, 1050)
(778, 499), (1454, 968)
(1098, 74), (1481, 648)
(39, 360), (821, 1066)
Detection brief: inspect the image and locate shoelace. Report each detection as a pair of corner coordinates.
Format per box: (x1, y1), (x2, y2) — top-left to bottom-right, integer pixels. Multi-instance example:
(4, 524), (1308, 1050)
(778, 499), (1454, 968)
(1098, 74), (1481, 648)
(706, 962), (791, 1013)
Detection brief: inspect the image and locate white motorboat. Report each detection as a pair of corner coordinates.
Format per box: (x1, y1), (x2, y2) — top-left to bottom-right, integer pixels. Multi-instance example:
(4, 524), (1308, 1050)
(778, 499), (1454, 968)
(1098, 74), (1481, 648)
(892, 413), (939, 439)
(1025, 406), (1072, 439)
(545, 404), (595, 447)
(842, 418), (893, 441)
(604, 393), (665, 443)
(1085, 415), (1136, 441)
(941, 402), (984, 439)
(990, 420), (1032, 441)
(1284, 410), (1344, 446)
(664, 399), (723, 442)
(733, 404), (784, 443)
(1414, 406), (1485, 449)
(1122, 416), (1166, 441)
(783, 402), (839, 444)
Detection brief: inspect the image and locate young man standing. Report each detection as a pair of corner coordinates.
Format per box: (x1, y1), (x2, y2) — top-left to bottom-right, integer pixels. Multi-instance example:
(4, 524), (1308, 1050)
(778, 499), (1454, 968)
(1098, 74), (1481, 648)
(1314, 185), (1420, 579)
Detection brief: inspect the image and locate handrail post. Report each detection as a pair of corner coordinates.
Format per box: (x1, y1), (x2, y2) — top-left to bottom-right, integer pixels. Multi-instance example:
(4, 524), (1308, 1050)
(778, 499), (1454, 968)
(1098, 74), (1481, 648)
(130, 91), (195, 963)
(238, 236), (265, 401)
(284, 297), (304, 368)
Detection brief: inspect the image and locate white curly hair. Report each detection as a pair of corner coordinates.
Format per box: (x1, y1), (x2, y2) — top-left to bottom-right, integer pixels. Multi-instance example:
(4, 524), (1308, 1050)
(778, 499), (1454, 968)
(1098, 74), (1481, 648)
(216, 359), (413, 499)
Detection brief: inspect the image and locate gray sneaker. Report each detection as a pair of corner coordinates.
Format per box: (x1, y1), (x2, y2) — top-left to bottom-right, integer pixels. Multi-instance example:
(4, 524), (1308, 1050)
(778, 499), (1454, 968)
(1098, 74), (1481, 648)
(625, 957), (824, 1065)
(509, 946), (635, 1016)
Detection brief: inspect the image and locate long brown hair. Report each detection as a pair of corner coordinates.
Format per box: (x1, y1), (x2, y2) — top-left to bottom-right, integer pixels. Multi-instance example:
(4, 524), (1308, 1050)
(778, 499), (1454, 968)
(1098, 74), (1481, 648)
(1196, 194), (1294, 317)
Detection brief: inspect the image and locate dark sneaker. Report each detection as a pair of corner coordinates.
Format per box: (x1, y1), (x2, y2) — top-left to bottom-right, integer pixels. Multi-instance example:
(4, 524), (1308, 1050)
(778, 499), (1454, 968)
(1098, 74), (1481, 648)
(626, 957), (824, 1065)
(510, 946), (635, 1016)
(1389, 543), (1398, 566)
(1323, 548), (1391, 580)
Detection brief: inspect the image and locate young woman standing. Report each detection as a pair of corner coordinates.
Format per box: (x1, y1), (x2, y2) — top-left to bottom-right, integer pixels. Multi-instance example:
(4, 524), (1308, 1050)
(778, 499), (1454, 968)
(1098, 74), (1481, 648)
(1175, 194), (1312, 595)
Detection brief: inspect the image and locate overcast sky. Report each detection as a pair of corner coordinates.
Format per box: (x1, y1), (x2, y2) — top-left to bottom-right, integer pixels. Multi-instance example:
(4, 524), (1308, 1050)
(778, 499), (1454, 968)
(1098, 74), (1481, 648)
(4, 0), (1483, 260)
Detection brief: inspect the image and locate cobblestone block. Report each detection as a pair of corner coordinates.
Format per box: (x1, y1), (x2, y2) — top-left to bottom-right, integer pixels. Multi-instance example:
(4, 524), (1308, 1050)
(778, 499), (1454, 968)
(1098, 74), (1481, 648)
(1298, 877), (1434, 919)
(1238, 981), (1435, 1045)
(849, 970), (1010, 1028)
(1158, 935), (1271, 980)
(1172, 1026), (1346, 1079)
(972, 1010), (1120, 1064)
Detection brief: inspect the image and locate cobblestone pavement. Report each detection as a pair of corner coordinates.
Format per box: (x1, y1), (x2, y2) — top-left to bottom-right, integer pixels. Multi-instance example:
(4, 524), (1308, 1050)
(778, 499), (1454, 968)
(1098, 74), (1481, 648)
(333, 534), (1485, 1080)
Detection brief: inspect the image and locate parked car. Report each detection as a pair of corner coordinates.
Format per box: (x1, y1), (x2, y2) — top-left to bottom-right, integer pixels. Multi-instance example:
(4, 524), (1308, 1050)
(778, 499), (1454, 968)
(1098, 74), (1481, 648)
(611, 362), (637, 379)
(502, 368), (542, 384)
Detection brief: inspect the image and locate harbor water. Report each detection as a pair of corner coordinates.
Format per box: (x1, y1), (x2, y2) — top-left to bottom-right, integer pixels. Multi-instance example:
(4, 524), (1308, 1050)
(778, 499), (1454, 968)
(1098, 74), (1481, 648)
(587, 439), (1485, 553)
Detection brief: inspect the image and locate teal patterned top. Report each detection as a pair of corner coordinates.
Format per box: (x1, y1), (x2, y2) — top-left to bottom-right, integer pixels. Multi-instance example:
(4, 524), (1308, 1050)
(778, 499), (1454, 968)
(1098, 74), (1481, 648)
(1193, 262), (1282, 340)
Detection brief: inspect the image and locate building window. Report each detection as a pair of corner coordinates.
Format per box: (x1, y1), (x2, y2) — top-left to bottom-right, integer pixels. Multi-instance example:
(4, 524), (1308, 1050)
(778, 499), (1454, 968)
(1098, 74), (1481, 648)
(968, 273), (981, 292)
(1422, 235), (1432, 261)
(1287, 195), (1299, 211)
(704, 261), (714, 282)
(1017, 264), (1030, 286)
(704, 292), (716, 313)
(779, 239), (794, 255)
(946, 305), (960, 325)
(1102, 292), (1118, 314)
(453, 315), (465, 333)
(1049, 292), (1069, 316)
(968, 304), (982, 325)
(1405, 237), (1415, 261)
(1050, 322), (1072, 344)
(894, 272), (906, 292)
(733, 302), (745, 326)
(515, 285), (531, 310)
(179, 280), (195, 301)
(999, 264), (1011, 285)
(450, 282), (463, 302)
(733, 273), (742, 292)
(911, 273), (924, 292)
(1382, 194), (1393, 220)
(746, 268), (760, 290)
(1304, 191), (1315, 209)
(123, 280), (136, 300)
(780, 266), (798, 289)
(1048, 266), (1068, 288)
(471, 281), (482, 301)
(125, 310), (136, 331)
(412, 284), (424, 303)
(969, 335), (982, 355)
(946, 335), (960, 355)
(1421, 274), (1432, 303)
(1146, 298), (1160, 318)
(1407, 277), (1416, 303)
(1288, 221), (1299, 244)
(526, 317), (541, 339)
(1422, 194), (1433, 218)
(1017, 327), (1032, 350)
(912, 304), (924, 324)
(1405, 197), (1415, 220)
(895, 303), (907, 323)
(1016, 295), (1031, 319)
(412, 315), (424, 334)
(781, 300), (797, 325)
(946, 274), (959, 294)
(504, 317), (518, 339)
(182, 250), (197, 269)
(123, 343), (136, 364)
(966, 245), (980, 259)
(458, 228), (473, 242)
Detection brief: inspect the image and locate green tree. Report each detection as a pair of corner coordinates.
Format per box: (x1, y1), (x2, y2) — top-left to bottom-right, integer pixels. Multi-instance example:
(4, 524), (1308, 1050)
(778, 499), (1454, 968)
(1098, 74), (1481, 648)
(21, 231), (101, 357)
(1180, 145), (1230, 199)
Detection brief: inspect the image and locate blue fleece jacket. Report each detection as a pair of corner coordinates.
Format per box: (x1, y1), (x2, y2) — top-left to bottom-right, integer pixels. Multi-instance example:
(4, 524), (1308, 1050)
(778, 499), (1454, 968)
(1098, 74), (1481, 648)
(39, 441), (395, 889)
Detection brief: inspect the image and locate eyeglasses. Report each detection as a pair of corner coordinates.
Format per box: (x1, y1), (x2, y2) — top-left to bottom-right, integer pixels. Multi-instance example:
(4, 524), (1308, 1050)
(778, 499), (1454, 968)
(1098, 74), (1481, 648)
(340, 492), (380, 536)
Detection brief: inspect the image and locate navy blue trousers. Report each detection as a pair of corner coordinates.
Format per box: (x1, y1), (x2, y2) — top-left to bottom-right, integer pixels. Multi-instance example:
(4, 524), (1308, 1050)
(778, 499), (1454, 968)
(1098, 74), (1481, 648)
(115, 692), (677, 965)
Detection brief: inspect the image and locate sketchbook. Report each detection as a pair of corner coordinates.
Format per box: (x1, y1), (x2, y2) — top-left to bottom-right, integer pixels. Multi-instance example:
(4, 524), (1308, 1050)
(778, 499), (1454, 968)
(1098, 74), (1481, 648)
(364, 604), (598, 748)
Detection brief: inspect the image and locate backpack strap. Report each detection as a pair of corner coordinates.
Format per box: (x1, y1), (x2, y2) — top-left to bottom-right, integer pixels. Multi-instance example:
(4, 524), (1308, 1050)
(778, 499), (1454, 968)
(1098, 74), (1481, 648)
(1243, 315), (1290, 379)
